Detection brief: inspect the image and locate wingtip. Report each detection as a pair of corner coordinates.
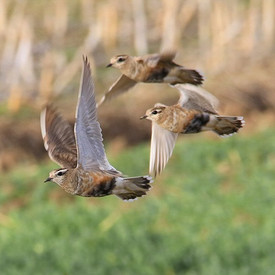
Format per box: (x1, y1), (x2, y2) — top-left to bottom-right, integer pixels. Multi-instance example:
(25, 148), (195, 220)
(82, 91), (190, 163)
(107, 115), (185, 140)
(160, 49), (177, 60)
(96, 96), (105, 108)
(82, 54), (88, 63)
(82, 55), (92, 74)
(40, 106), (49, 151)
(42, 103), (57, 113)
(40, 104), (60, 151)
(40, 108), (47, 138)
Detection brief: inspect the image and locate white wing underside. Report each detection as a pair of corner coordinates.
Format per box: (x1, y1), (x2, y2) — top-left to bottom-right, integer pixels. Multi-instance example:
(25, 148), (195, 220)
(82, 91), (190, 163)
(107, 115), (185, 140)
(150, 122), (178, 177)
(75, 57), (119, 173)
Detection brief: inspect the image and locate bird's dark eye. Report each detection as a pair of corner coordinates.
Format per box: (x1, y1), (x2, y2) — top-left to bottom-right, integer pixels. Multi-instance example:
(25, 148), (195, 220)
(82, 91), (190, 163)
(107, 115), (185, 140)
(151, 110), (158, 115)
(57, 171), (64, 176)
(117, 57), (125, 62)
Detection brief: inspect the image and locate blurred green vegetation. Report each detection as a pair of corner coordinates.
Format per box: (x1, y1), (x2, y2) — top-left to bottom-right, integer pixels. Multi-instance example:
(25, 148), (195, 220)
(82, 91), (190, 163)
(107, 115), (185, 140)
(0, 129), (274, 275)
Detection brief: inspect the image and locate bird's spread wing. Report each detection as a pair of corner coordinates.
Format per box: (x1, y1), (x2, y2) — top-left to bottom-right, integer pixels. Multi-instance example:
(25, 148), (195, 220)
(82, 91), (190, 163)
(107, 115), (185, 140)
(150, 122), (178, 177)
(40, 105), (77, 168)
(75, 56), (120, 174)
(159, 51), (176, 61)
(175, 84), (219, 114)
(97, 74), (136, 106)
(144, 51), (176, 68)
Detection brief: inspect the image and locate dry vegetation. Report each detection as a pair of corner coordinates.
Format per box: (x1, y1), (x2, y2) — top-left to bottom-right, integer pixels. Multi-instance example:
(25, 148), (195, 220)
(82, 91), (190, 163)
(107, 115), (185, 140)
(0, 0), (274, 170)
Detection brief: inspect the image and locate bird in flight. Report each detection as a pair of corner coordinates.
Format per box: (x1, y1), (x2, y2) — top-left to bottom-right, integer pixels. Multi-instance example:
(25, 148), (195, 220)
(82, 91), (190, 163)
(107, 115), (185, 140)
(97, 51), (203, 106)
(41, 56), (152, 201)
(140, 84), (245, 177)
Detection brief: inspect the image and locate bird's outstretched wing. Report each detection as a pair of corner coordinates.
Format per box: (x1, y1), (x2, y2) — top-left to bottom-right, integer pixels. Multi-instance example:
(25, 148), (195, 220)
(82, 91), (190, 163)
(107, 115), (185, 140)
(175, 84), (219, 114)
(75, 56), (120, 174)
(149, 122), (178, 177)
(40, 105), (77, 168)
(143, 51), (176, 68)
(97, 74), (136, 107)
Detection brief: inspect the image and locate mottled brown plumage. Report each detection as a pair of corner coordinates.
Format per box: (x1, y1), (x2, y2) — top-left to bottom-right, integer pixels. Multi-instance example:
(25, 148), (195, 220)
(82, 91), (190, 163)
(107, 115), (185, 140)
(97, 52), (203, 106)
(141, 84), (245, 176)
(41, 56), (152, 201)
(41, 105), (77, 168)
(143, 105), (203, 133)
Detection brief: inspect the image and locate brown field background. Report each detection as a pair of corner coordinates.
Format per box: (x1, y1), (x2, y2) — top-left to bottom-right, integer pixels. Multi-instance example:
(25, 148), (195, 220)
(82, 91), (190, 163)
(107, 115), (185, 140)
(0, 0), (274, 171)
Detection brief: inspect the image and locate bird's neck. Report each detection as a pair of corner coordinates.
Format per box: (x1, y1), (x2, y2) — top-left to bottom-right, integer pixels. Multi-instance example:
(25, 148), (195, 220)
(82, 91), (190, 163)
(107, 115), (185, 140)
(59, 169), (79, 195)
(121, 57), (140, 79)
(159, 106), (182, 133)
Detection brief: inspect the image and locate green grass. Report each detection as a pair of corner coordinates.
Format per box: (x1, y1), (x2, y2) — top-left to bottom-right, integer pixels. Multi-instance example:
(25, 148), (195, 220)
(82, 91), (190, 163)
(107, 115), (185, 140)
(0, 129), (275, 275)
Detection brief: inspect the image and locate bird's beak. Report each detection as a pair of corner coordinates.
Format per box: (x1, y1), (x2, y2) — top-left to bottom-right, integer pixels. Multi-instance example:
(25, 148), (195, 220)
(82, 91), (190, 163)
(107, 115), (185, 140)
(44, 177), (52, 183)
(140, 115), (148, 120)
(106, 63), (112, 68)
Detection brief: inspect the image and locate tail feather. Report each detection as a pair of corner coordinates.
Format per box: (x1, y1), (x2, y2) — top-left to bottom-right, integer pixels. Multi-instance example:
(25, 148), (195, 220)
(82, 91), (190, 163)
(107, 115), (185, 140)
(178, 69), (204, 86)
(113, 176), (153, 201)
(209, 115), (245, 136)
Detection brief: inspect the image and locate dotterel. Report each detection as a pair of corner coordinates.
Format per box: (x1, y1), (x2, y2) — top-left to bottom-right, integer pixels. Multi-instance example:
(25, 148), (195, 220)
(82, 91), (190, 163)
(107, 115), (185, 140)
(41, 57), (152, 201)
(97, 51), (204, 106)
(141, 84), (245, 177)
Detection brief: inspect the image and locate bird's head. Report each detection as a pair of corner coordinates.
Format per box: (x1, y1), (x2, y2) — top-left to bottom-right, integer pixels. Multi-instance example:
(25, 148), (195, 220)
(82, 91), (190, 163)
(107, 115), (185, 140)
(44, 168), (69, 187)
(106, 55), (129, 69)
(140, 104), (167, 123)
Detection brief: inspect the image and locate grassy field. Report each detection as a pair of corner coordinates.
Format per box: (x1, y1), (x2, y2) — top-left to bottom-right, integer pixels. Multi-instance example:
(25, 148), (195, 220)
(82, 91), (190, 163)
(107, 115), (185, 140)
(0, 129), (274, 275)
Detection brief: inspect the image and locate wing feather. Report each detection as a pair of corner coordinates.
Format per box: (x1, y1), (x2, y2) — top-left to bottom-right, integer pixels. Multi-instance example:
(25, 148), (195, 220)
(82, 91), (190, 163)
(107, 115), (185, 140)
(175, 84), (219, 114)
(75, 56), (120, 173)
(144, 51), (176, 68)
(40, 105), (77, 168)
(149, 122), (178, 177)
(97, 74), (136, 106)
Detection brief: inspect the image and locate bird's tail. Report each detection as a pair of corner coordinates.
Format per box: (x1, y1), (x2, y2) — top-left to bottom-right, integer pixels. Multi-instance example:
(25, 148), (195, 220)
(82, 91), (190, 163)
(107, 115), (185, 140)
(113, 176), (153, 201)
(204, 115), (245, 137)
(177, 69), (204, 86)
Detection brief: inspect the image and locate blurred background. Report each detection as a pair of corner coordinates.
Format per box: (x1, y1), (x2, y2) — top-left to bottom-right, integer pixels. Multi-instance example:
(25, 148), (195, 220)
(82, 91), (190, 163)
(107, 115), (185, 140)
(0, 0), (274, 274)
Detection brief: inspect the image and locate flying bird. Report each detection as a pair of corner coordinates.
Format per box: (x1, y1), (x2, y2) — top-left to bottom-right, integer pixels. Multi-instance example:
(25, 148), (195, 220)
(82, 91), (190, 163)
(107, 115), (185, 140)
(140, 84), (245, 177)
(41, 56), (152, 201)
(97, 52), (204, 106)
